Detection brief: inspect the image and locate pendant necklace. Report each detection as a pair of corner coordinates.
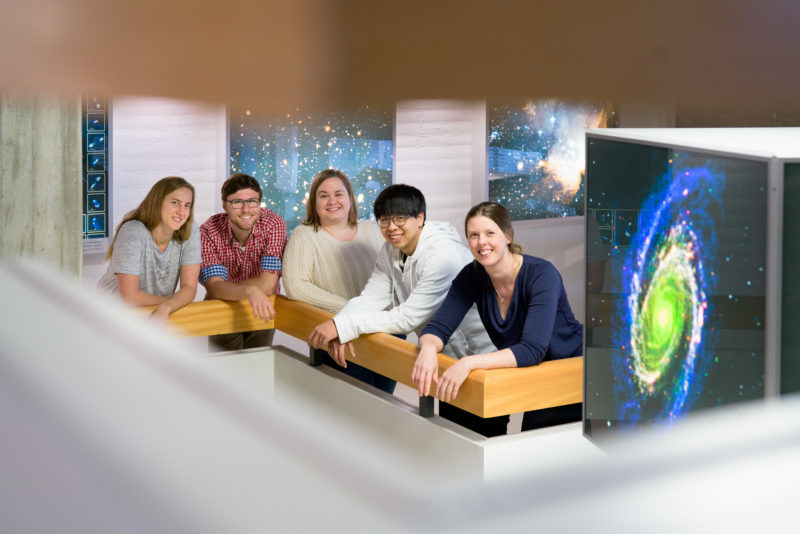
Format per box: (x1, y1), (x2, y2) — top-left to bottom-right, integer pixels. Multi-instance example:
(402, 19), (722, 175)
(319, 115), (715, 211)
(494, 255), (520, 305)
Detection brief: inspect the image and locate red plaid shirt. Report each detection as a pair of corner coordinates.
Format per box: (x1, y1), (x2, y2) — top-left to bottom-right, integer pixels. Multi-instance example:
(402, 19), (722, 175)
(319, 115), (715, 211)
(199, 208), (287, 291)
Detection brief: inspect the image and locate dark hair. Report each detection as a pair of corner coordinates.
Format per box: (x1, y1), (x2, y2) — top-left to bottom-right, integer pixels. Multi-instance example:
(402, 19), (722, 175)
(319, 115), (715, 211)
(106, 176), (196, 260)
(373, 184), (426, 221)
(221, 173), (262, 202)
(465, 201), (523, 254)
(303, 169), (359, 230)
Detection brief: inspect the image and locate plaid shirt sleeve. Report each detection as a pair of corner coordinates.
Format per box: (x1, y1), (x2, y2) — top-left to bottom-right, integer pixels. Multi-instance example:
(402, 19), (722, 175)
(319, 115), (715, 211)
(199, 217), (229, 284)
(259, 210), (287, 274)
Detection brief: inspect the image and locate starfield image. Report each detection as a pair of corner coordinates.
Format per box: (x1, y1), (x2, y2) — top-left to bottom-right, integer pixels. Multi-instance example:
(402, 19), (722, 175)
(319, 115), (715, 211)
(488, 100), (616, 220)
(230, 106), (393, 232)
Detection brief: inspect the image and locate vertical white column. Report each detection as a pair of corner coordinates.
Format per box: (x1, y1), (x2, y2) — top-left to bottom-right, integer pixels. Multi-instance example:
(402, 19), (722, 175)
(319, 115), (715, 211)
(395, 100), (487, 231)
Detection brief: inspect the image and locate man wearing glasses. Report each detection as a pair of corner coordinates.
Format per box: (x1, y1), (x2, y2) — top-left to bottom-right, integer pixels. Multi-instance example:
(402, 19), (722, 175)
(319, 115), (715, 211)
(308, 184), (492, 369)
(200, 173), (286, 350)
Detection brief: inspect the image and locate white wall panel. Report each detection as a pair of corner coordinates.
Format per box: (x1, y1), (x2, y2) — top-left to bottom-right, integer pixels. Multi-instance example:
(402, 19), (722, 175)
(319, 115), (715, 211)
(395, 100), (486, 232)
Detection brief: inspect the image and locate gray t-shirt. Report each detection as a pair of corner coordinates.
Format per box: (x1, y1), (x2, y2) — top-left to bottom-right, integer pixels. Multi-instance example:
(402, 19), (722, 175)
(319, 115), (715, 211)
(97, 220), (201, 297)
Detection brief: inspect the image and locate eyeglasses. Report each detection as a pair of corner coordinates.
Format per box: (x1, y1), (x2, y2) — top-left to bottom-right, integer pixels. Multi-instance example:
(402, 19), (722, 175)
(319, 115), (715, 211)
(378, 215), (410, 228)
(225, 198), (261, 209)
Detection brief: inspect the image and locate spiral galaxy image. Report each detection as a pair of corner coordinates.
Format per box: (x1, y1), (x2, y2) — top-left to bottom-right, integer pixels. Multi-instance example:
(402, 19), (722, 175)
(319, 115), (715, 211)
(614, 165), (721, 424)
(585, 137), (769, 439)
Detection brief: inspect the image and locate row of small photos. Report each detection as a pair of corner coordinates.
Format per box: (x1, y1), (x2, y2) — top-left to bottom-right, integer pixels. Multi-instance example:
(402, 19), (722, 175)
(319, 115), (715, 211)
(84, 96), (107, 239)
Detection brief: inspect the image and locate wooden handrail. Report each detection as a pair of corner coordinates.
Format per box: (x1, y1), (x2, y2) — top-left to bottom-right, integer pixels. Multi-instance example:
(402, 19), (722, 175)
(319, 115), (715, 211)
(142, 297), (275, 337)
(144, 295), (582, 418)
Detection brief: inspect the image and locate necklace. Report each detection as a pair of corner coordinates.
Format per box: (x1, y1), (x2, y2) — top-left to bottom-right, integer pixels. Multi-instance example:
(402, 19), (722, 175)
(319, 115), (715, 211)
(493, 255), (521, 305)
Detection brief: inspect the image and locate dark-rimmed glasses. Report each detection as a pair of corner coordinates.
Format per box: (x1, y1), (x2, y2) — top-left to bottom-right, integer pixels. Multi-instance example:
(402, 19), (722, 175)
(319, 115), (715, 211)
(225, 198), (261, 209)
(378, 215), (410, 228)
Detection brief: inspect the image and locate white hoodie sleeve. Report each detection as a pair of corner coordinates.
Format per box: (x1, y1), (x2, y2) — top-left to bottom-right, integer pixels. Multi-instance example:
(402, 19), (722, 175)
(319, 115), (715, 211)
(333, 239), (467, 343)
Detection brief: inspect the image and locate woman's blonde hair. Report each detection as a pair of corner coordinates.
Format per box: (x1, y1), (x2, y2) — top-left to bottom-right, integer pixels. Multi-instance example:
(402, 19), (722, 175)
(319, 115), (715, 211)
(303, 169), (358, 231)
(465, 201), (523, 254)
(105, 176), (195, 260)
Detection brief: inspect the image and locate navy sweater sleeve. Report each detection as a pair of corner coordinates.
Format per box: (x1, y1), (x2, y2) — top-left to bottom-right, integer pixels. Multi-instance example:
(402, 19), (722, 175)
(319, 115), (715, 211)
(507, 262), (563, 367)
(420, 265), (475, 346)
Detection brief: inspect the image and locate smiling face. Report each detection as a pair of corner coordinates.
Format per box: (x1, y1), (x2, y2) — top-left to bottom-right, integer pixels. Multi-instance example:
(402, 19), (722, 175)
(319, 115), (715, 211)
(466, 215), (512, 268)
(380, 212), (425, 256)
(315, 177), (351, 227)
(224, 187), (261, 237)
(159, 187), (193, 233)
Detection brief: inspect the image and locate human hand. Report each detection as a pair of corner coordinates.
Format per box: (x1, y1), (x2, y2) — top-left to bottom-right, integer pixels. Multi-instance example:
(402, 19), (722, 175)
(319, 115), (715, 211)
(149, 302), (171, 324)
(327, 339), (355, 368)
(411, 344), (440, 397)
(308, 319), (339, 350)
(246, 286), (275, 322)
(436, 357), (473, 403)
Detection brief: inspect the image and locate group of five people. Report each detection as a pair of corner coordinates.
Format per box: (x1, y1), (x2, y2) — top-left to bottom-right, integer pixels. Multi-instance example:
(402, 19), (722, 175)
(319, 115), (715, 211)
(99, 170), (583, 437)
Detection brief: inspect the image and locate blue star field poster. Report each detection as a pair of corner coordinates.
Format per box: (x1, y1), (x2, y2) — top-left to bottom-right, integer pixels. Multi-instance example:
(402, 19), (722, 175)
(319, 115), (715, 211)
(230, 106), (393, 233)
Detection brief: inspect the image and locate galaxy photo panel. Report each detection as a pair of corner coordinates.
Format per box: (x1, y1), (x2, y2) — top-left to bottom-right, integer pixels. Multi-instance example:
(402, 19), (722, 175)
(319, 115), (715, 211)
(87, 173), (105, 192)
(87, 214), (106, 234)
(488, 100), (617, 220)
(584, 137), (768, 439)
(87, 193), (105, 213)
(87, 112), (105, 132)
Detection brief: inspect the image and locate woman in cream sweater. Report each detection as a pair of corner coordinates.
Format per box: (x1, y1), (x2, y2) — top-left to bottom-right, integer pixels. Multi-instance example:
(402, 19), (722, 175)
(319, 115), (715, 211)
(282, 169), (393, 392)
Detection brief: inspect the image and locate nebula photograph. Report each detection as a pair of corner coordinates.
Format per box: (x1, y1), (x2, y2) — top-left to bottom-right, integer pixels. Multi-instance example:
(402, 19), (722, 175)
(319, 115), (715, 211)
(488, 100), (617, 220)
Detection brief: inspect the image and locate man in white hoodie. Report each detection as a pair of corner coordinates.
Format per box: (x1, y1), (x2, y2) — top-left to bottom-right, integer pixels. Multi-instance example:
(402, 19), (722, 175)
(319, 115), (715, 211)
(308, 184), (494, 377)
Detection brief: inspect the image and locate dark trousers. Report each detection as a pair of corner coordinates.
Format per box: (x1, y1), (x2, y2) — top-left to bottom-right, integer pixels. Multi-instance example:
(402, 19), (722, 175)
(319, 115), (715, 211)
(314, 348), (397, 395)
(439, 402), (583, 437)
(209, 329), (275, 352)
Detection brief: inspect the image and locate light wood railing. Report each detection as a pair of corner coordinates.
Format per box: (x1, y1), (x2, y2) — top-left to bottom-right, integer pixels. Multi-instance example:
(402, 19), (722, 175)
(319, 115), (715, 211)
(143, 295), (582, 418)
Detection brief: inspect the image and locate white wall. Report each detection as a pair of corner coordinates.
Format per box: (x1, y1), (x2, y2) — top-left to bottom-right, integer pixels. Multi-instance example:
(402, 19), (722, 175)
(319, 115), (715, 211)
(82, 96), (228, 296)
(513, 217), (586, 321)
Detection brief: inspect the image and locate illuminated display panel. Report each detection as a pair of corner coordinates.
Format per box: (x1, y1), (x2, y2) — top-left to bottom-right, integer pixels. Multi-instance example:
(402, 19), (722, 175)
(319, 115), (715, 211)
(782, 163), (800, 394)
(584, 136), (768, 439)
(83, 96), (109, 240)
(230, 106), (393, 233)
(488, 100), (616, 220)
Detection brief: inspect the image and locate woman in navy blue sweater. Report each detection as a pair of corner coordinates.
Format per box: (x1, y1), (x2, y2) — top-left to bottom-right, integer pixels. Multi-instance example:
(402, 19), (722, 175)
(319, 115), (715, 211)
(414, 202), (583, 436)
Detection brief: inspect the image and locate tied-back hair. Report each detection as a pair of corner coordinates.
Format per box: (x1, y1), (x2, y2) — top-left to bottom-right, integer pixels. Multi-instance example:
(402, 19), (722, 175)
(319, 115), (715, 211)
(465, 201), (523, 254)
(105, 176), (196, 261)
(373, 183), (426, 221)
(303, 169), (359, 231)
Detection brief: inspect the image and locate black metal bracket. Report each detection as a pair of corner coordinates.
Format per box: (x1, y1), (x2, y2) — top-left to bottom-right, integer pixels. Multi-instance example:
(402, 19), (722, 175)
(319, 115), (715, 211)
(309, 347), (323, 366)
(419, 395), (434, 418)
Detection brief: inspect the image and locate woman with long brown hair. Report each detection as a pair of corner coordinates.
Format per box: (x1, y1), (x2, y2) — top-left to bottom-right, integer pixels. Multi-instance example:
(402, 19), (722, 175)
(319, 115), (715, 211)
(414, 201), (583, 436)
(97, 176), (200, 321)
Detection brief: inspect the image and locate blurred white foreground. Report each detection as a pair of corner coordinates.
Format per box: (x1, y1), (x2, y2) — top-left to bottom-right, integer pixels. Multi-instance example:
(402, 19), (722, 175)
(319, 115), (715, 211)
(1, 259), (798, 533)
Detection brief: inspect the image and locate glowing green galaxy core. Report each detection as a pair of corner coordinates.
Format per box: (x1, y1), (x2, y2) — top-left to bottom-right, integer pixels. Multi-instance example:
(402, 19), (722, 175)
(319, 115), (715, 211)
(639, 266), (691, 374)
(630, 242), (698, 389)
